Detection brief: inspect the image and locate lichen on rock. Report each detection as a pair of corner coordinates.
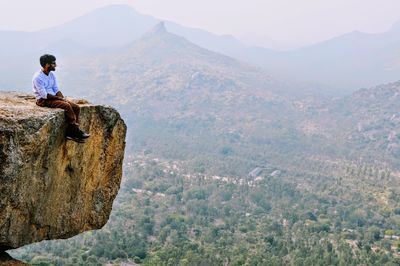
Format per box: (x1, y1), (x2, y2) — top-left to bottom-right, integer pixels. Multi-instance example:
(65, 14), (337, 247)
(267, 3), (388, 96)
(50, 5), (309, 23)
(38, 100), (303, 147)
(0, 92), (126, 249)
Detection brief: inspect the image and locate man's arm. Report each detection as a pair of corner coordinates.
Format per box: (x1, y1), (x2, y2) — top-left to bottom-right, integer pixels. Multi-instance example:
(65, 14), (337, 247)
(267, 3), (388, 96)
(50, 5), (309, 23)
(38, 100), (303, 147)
(33, 76), (65, 101)
(52, 73), (60, 93)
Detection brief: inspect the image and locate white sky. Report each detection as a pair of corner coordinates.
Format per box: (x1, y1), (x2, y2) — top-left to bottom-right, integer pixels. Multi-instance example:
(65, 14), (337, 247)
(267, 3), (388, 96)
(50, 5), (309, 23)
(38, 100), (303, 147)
(1, 0), (400, 48)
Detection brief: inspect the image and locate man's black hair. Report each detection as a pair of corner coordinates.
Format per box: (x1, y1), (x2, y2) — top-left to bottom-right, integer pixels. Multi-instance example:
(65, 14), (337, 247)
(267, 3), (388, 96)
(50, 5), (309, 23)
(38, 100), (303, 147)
(40, 54), (56, 68)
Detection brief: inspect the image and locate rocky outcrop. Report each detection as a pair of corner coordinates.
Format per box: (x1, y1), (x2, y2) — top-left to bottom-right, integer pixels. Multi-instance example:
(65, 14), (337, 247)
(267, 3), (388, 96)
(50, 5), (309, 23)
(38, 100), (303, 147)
(0, 92), (126, 249)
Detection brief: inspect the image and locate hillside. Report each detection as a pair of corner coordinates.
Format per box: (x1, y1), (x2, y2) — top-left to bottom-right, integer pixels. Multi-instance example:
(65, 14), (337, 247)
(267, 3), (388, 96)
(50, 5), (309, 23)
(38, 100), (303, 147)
(50, 23), (400, 174)
(55, 23), (331, 174)
(293, 81), (400, 166)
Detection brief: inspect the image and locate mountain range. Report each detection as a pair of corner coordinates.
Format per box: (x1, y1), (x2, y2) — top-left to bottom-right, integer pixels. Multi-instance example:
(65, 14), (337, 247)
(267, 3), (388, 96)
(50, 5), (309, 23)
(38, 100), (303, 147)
(1, 4), (399, 93)
(59, 23), (301, 161)
(0, 3), (399, 173)
(46, 22), (400, 173)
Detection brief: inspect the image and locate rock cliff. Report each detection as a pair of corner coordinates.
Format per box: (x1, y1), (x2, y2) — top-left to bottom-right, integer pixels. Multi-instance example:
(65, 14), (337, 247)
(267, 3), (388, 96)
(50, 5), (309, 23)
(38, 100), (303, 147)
(0, 92), (126, 250)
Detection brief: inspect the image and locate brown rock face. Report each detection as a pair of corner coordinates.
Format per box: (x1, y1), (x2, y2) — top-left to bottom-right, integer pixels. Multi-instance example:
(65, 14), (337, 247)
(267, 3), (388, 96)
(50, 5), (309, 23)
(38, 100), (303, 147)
(0, 92), (126, 249)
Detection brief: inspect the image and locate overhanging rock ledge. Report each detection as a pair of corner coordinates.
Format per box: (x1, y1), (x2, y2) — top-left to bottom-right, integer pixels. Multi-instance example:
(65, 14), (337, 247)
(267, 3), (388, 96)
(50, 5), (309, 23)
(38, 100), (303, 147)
(0, 92), (126, 249)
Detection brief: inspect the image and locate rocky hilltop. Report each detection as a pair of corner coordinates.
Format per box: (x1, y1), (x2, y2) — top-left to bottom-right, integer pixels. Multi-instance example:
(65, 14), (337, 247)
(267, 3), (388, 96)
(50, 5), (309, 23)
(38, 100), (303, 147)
(0, 92), (126, 251)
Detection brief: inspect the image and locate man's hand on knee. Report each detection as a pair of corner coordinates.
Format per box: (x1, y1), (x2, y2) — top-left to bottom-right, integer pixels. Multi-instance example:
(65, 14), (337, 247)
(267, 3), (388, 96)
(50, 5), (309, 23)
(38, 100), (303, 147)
(56, 91), (65, 98)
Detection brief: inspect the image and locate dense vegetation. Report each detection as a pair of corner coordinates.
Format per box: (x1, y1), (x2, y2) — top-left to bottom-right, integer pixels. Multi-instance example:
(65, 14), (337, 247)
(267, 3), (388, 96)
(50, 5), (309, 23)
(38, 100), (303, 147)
(10, 154), (400, 265)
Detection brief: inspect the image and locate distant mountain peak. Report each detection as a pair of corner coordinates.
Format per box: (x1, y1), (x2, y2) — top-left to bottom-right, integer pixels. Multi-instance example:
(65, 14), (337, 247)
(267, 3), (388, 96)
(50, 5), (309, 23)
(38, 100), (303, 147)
(144, 22), (168, 37)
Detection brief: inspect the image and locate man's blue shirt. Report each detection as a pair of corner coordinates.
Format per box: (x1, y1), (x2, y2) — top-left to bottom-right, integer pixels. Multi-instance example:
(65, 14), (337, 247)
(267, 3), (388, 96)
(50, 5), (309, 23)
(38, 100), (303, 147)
(32, 70), (59, 99)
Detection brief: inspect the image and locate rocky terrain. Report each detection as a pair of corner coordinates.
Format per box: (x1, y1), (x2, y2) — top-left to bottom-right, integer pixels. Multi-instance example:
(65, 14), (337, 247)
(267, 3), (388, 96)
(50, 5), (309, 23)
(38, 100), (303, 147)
(0, 92), (126, 253)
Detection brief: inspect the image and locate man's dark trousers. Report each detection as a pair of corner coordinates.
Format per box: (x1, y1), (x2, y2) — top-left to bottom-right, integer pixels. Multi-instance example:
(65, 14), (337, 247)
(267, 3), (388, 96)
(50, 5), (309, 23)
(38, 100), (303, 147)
(36, 98), (80, 124)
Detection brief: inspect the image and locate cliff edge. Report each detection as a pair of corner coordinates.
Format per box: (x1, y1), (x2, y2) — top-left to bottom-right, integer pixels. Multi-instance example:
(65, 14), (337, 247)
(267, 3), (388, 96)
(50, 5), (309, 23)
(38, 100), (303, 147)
(0, 92), (126, 249)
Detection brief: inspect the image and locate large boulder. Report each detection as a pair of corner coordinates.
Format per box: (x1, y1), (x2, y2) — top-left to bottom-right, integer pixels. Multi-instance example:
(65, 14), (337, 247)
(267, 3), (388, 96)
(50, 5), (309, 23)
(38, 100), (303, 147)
(0, 92), (126, 249)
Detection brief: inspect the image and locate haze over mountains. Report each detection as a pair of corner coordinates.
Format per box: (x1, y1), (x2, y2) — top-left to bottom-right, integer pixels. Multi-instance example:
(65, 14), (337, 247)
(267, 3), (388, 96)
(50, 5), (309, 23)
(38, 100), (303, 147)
(63, 22), (309, 103)
(59, 23), (303, 164)
(1, 4), (400, 93)
(0, 4), (399, 167)
(49, 22), (400, 172)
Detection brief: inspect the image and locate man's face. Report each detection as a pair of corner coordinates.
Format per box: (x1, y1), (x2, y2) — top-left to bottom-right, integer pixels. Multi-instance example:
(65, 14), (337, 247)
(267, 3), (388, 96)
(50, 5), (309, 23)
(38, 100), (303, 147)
(46, 61), (57, 71)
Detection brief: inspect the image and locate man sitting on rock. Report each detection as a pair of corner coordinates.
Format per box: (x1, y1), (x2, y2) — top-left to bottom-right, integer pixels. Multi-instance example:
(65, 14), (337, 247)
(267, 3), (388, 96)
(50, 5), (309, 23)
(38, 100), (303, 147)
(32, 54), (90, 143)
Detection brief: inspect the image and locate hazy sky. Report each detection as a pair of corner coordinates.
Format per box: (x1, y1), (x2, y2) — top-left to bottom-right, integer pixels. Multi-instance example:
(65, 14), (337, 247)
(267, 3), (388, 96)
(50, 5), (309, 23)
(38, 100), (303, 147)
(1, 0), (400, 48)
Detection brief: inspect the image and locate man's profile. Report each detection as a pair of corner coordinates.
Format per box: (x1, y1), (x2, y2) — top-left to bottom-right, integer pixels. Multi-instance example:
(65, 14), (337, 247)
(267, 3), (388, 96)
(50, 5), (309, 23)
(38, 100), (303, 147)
(32, 54), (90, 143)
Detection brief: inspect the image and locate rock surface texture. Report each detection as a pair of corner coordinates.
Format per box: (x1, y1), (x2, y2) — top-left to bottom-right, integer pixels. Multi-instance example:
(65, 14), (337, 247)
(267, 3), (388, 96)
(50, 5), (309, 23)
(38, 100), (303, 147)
(0, 92), (126, 249)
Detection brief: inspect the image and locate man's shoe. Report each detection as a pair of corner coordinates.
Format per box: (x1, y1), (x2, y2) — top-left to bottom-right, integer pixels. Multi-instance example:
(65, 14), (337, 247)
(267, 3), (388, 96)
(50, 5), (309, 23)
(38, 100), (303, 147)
(66, 124), (86, 143)
(77, 128), (90, 139)
(66, 135), (86, 143)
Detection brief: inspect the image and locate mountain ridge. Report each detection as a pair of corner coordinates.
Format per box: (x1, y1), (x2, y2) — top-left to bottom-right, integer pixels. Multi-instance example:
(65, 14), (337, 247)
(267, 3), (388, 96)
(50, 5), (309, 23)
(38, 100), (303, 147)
(1, 4), (399, 93)
(55, 24), (400, 169)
